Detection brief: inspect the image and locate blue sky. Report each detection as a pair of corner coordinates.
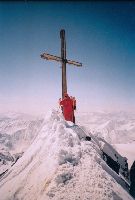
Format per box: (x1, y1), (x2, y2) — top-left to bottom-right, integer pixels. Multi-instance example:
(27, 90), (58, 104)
(0, 1), (135, 114)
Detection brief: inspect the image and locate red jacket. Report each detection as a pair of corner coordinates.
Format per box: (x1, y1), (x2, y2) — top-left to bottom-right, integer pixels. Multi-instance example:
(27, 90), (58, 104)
(60, 97), (74, 122)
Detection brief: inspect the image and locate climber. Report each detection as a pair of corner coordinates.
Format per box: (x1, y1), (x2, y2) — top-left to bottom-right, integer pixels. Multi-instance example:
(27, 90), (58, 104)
(59, 93), (75, 123)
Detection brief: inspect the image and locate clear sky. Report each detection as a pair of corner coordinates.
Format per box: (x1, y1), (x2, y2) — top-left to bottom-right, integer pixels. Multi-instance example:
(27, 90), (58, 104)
(0, 1), (135, 114)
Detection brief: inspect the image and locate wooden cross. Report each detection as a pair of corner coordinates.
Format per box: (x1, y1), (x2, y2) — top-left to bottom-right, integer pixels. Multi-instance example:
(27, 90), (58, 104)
(40, 29), (82, 99)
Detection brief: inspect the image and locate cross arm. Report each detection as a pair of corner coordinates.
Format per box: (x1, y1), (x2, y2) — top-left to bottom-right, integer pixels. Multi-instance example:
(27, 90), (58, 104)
(40, 53), (62, 62)
(41, 53), (82, 67)
(66, 59), (82, 67)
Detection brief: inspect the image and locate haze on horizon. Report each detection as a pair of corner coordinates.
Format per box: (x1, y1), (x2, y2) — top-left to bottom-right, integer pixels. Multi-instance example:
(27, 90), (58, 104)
(0, 1), (135, 115)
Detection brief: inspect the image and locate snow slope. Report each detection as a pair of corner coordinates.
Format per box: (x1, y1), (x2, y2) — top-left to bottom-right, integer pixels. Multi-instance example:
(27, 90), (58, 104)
(0, 110), (133, 200)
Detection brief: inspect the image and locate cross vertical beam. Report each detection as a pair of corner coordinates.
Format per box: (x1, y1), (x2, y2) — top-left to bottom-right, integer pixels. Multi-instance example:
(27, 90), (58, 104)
(40, 29), (82, 99)
(60, 29), (67, 99)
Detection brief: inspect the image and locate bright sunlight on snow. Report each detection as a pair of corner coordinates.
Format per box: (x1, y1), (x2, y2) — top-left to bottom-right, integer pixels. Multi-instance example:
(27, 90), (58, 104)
(0, 109), (134, 200)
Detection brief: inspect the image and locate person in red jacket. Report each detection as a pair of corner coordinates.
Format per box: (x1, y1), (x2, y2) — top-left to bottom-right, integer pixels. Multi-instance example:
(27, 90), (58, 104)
(59, 93), (74, 122)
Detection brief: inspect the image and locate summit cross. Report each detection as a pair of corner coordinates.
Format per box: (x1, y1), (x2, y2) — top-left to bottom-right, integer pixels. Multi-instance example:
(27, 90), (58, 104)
(40, 29), (82, 99)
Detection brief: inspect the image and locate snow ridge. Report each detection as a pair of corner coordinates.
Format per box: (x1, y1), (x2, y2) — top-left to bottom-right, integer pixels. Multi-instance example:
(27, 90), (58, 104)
(0, 109), (133, 200)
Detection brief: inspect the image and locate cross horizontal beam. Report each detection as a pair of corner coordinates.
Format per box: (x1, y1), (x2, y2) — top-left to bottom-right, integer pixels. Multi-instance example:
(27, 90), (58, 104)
(40, 53), (82, 67)
(66, 59), (82, 67)
(41, 53), (61, 62)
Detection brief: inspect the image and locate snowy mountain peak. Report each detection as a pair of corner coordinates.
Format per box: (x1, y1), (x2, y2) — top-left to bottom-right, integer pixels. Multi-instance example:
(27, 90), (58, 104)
(0, 110), (134, 200)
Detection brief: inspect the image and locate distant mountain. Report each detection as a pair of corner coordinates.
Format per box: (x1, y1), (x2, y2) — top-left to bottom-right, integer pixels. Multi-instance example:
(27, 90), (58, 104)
(76, 111), (135, 144)
(0, 112), (44, 176)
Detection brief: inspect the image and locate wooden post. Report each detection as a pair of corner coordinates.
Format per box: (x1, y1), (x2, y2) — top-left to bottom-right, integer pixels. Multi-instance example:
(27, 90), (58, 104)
(60, 29), (67, 99)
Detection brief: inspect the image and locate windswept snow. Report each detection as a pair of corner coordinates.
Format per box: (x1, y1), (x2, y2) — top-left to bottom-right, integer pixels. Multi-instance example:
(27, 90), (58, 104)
(0, 110), (133, 200)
